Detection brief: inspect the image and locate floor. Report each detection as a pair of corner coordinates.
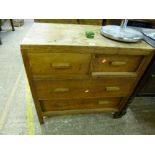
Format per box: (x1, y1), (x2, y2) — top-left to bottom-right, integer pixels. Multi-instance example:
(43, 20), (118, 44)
(0, 19), (155, 135)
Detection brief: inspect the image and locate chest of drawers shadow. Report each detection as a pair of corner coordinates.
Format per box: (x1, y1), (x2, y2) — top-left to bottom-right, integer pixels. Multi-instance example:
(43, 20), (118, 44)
(21, 23), (155, 123)
(131, 55), (155, 97)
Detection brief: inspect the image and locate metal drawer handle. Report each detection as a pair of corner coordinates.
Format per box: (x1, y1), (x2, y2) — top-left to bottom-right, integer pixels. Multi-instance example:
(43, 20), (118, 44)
(105, 86), (120, 91)
(51, 63), (71, 69)
(110, 61), (127, 66)
(53, 88), (69, 93)
(98, 100), (110, 104)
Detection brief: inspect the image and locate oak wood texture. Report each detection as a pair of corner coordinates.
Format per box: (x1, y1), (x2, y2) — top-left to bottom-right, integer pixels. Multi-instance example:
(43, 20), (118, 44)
(40, 98), (121, 112)
(43, 108), (118, 117)
(28, 52), (91, 77)
(34, 19), (78, 24)
(34, 19), (103, 25)
(78, 19), (103, 25)
(91, 54), (143, 74)
(21, 23), (155, 123)
(33, 78), (134, 100)
(21, 23), (153, 51)
(118, 51), (154, 111)
(21, 50), (44, 123)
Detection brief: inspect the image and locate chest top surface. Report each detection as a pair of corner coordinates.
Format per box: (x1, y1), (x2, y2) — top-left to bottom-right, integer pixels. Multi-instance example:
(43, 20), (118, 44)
(21, 23), (154, 51)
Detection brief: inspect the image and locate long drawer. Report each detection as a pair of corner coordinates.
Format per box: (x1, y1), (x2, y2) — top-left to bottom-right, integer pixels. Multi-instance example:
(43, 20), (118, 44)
(39, 97), (121, 112)
(34, 78), (135, 100)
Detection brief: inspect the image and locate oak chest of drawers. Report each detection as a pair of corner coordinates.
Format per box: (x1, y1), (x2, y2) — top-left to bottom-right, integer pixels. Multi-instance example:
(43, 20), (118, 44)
(21, 23), (154, 123)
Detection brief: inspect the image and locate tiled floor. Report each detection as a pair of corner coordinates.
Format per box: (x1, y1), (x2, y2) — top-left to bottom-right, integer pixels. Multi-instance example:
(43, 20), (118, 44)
(0, 20), (155, 135)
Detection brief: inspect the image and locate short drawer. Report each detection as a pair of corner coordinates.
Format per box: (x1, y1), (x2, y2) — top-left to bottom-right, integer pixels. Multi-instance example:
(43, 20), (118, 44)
(34, 78), (135, 100)
(39, 98), (121, 112)
(28, 52), (91, 77)
(91, 54), (143, 77)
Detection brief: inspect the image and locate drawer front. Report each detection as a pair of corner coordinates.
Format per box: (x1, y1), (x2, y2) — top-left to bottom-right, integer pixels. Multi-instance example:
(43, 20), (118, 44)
(34, 78), (134, 100)
(39, 98), (121, 112)
(28, 52), (91, 77)
(91, 54), (143, 76)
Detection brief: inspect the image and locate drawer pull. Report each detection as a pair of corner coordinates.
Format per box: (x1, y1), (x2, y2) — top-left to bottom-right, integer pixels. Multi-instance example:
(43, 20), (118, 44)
(152, 74), (155, 78)
(105, 86), (120, 91)
(98, 101), (110, 104)
(101, 59), (107, 64)
(110, 61), (126, 66)
(53, 88), (69, 93)
(84, 89), (90, 93)
(52, 63), (71, 69)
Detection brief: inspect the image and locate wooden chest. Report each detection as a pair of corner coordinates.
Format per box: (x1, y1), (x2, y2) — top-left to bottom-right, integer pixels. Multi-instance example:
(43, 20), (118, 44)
(21, 23), (154, 123)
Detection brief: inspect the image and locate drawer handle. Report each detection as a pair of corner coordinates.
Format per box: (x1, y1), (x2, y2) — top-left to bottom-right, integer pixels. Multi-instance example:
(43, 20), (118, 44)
(53, 88), (69, 93)
(152, 74), (155, 78)
(110, 61), (126, 66)
(105, 86), (120, 91)
(98, 101), (110, 104)
(52, 63), (71, 69)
